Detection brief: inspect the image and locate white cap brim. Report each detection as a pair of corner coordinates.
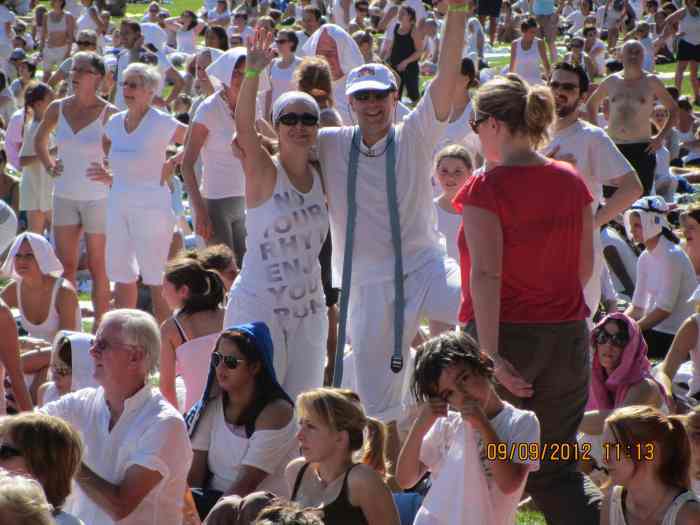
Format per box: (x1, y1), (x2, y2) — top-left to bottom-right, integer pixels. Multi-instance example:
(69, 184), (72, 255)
(346, 79), (395, 96)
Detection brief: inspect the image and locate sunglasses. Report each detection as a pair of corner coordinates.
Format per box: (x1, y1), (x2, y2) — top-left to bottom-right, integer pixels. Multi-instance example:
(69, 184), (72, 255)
(211, 351), (247, 369)
(0, 444), (22, 460)
(76, 40), (95, 47)
(52, 366), (71, 377)
(469, 113), (490, 133)
(121, 80), (143, 89)
(593, 328), (629, 348)
(353, 90), (392, 101)
(549, 81), (579, 92)
(278, 112), (319, 126)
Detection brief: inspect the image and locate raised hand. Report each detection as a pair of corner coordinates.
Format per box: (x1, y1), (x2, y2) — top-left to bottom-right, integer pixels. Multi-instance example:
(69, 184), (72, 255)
(245, 27), (275, 72)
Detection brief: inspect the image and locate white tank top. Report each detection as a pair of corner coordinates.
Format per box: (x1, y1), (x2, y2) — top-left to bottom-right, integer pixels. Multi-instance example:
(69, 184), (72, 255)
(680, 10), (700, 46)
(54, 99), (110, 201)
(434, 199), (461, 261)
(233, 158), (328, 311)
(17, 278), (65, 342)
(76, 8), (103, 49)
(268, 57), (302, 110)
(41, 381), (61, 405)
(514, 37), (544, 85)
(688, 314), (700, 397)
(609, 486), (699, 525)
(176, 28), (197, 54)
(47, 12), (67, 34)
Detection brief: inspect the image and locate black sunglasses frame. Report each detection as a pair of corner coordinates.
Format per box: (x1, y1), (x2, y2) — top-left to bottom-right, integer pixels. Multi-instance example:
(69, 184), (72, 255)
(278, 112), (319, 127)
(211, 351), (245, 370)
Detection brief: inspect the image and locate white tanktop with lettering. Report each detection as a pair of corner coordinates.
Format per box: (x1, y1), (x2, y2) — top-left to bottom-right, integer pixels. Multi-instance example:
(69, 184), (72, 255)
(232, 158), (328, 313)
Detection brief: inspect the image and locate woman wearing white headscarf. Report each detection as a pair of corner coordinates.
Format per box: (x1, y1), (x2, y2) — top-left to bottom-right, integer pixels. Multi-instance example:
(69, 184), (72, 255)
(1, 232), (80, 344)
(182, 47), (248, 266)
(624, 196), (697, 359)
(224, 29), (329, 400)
(301, 24), (364, 124)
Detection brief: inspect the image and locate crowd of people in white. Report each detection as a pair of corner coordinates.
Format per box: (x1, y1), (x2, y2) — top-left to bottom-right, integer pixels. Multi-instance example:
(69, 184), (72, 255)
(3, 0), (700, 523)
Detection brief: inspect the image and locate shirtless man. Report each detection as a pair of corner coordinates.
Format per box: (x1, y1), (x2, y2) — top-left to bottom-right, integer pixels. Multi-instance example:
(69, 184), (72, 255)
(586, 40), (678, 195)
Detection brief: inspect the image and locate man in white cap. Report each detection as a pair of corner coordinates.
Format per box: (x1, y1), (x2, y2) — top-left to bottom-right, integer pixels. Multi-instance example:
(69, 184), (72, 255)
(0, 200), (29, 414)
(112, 19), (183, 110)
(317, 0), (468, 435)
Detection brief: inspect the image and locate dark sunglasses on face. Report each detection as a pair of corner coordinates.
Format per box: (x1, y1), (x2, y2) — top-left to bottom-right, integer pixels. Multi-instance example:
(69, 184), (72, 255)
(549, 81), (579, 92)
(593, 327), (629, 348)
(275, 39), (289, 44)
(0, 444), (22, 460)
(211, 351), (246, 369)
(278, 112), (319, 126)
(353, 90), (391, 101)
(76, 40), (95, 47)
(469, 114), (490, 133)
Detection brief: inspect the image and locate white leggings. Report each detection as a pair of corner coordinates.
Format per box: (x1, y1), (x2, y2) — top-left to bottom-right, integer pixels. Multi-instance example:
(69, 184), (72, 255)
(224, 284), (328, 401)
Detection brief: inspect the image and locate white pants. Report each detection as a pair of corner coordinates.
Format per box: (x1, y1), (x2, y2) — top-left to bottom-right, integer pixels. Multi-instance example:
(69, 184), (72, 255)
(105, 199), (175, 286)
(224, 284), (328, 401)
(347, 256), (461, 422)
(43, 45), (69, 69)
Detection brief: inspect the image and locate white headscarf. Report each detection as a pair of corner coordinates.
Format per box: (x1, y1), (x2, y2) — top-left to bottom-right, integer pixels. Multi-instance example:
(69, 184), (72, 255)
(0, 200), (17, 254)
(1, 232), (63, 279)
(272, 91), (320, 125)
(300, 24), (364, 79)
(624, 196), (670, 243)
(52, 331), (99, 392)
(206, 47), (247, 88)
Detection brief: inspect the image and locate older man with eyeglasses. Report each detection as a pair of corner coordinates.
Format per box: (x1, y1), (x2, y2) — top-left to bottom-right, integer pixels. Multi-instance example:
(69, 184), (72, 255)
(41, 309), (193, 525)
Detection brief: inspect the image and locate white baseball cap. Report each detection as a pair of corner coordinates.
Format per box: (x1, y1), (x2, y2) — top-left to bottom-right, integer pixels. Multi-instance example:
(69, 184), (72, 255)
(345, 63), (398, 96)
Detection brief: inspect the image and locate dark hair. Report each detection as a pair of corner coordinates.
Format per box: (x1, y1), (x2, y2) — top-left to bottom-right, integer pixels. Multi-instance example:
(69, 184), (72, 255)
(460, 57), (478, 88)
(553, 61), (590, 93)
(164, 257), (224, 315)
(206, 25), (229, 50)
(233, 9), (249, 21)
(254, 499), (324, 525)
(303, 5), (322, 21)
(583, 25), (597, 36)
(191, 243), (237, 274)
(411, 332), (495, 402)
(521, 16), (537, 31)
(0, 70), (6, 92)
(182, 9), (198, 30)
(277, 28), (299, 51)
(666, 86), (680, 102)
(215, 329), (291, 436)
(400, 4), (416, 22)
(54, 335), (73, 368)
(73, 51), (106, 76)
(592, 317), (630, 348)
(605, 59), (624, 73)
(295, 56), (334, 108)
(23, 82), (52, 139)
(120, 19), (141, 35)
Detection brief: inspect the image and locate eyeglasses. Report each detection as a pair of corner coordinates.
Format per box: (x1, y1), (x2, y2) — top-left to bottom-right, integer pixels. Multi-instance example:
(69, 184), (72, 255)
(14, 251), (35, 260)
(0, 444), (22, 460)
(92, 338), (139, 354)
(211, 351), (246, 369)
(353, 90), (392, 101)
(278, 112), (319, 126)
(469, 113), (491, 133)
(593, 327), (629, 348)
(121, 80), (143, 89)
(76, 41), (95, 47)
(549, 81), (579, 92)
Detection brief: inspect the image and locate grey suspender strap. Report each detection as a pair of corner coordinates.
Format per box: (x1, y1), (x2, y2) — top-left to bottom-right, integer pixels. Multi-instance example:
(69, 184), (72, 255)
(332, 125), (404, 387)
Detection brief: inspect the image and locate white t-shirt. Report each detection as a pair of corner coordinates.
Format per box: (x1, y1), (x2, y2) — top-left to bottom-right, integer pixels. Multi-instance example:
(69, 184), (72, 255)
(317, 87), (447, 286)
(263, 56), (303, 111)
(191, 91), (245, 199)
(632, 236), (697, 334)
(0, 5), (16, 48)
(418, 404), (540, 525)
(190, 396), (298, 497)
(434, 198), (460, 261)
(435, 100), (480, 161)
(41, 386), (193, 525)
(566, 9), (585, 33)
(601, 226), (638, 297)
(332, 0), (356, 28)
(105, 107), (180, 209)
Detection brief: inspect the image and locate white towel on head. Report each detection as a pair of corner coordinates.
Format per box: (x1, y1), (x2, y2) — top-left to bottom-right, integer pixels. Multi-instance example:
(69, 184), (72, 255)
(64, 332), (99, 392)
(206, 47), (247, 88)
(623, 195), (669, 243)
(300, 24), (364, 78)
(1, 232), (63, 279)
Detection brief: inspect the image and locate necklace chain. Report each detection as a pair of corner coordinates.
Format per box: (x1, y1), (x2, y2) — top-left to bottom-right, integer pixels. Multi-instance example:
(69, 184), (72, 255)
(351, 132), (394, 158)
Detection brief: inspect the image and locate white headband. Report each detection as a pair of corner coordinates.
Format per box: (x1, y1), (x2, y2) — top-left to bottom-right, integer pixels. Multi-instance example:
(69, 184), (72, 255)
(272, 91), (320, 126)
(624, 196), (669, 243)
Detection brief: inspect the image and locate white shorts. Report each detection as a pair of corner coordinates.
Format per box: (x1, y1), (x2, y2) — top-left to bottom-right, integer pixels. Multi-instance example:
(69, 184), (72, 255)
(224, 284), (328, 401)
(43, 45), (69, 69)
(19, 164), (53, 212)
(347, 255), (461, 422)
(105, 198), (175, 286)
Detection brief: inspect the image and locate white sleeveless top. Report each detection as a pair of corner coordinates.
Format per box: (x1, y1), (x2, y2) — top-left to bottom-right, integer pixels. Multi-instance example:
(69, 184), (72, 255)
(174, 327), (219, 414)
(233, 158), (328, 310)
(680, 10), (700, 45)
(176, 28), (197, 54)
(434, 199), (461, 261)
(54, 99), (110, 201)
(609, 486), (699, 525)
(47, 12), (68, 34)
(17, 278), (79, 342)
(76, 8), (103, 50)
(688, 314), (700, 397)
(267, 57), (302, 109)
(514, 37), (544, 85)
(41, 381), (61, 405)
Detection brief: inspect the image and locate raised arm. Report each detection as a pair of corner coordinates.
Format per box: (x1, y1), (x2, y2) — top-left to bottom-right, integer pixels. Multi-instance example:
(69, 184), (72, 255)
(429, 0), (468, 121)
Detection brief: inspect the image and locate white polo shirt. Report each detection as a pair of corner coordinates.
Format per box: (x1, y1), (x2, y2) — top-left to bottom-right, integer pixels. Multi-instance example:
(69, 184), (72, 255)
(42, 385), (193, 525)
(317, 87), (447, 287)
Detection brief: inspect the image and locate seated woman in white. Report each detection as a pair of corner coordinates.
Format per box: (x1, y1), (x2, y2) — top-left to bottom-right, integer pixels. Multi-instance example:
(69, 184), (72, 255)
(578, 313), (668, 474)
(185, 322), (298, 520)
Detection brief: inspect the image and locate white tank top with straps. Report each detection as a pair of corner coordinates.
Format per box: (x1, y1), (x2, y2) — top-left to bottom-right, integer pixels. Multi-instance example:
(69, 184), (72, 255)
(609, 486), (700, 525)
(233, 157), (328, 313)
(17, 277), (71, 342)
(514, 37), (544, 85)
(681, 10), (700, 45)
(47, 12), (67, 34)
(54, 99), (110, 201)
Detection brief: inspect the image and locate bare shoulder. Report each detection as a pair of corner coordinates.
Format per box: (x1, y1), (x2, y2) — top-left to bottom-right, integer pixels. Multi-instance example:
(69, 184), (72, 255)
(58, 278), (78, 298)
(285, 456), (308, 485)
(255, 398), (294, 431)
(346, 463), (387, 492)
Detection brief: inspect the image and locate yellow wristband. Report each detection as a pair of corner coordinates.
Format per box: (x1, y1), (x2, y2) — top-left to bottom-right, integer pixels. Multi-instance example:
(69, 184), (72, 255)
(244, 68), (260, 78)
(448, 3), (471, 12)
